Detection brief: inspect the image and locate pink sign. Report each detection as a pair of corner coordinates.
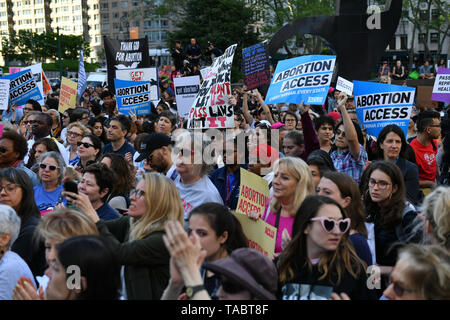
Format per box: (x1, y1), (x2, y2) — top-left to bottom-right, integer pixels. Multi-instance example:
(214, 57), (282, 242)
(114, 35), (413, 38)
(8, 67), (23, 74)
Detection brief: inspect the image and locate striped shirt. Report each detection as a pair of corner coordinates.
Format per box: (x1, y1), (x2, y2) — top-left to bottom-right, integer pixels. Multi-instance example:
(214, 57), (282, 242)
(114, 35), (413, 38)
(331, 145), (368, 184)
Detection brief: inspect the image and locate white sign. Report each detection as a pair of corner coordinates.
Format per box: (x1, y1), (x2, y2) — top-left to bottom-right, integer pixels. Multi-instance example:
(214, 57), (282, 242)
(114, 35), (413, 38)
(0, 79), (10, 110)
(336, 76), (353, 96)
(22, 63), (44, 105)
(115, 67), (159, 101)
(174, 76), (200, 118)
(200, 67), (210, 80)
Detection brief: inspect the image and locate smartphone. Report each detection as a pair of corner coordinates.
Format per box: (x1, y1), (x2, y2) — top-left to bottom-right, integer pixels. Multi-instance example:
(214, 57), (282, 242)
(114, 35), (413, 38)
(64, 180), (78, 194)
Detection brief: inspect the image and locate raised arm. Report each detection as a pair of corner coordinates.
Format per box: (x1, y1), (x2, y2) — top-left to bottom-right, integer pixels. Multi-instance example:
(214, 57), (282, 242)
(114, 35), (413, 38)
(337, 92), (360, 159)
(242, 90), (254, 126)
(254, 89), (274, 125)
(297, 101), (320, 160)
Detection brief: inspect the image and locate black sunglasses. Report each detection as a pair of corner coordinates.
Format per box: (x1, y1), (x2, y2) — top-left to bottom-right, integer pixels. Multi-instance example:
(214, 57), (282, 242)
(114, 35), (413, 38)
(0, 147), (8, 154)
(77, 141), (94, 148)
(40, 164), (59, 171)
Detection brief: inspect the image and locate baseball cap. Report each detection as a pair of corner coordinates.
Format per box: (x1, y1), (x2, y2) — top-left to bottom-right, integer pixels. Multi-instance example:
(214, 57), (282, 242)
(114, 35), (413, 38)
(205, 248), (277, 300)
(135, 133), (173, 162)
(327, 111), (341, 121)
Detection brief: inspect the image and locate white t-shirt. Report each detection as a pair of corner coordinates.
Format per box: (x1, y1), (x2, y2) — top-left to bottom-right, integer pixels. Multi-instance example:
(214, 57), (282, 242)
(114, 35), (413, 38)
(173, 175), (223, 230)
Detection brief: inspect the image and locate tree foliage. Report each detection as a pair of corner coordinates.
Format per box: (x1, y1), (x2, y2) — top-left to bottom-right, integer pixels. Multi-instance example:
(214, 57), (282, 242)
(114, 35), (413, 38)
(167, 0), (260, 82)
(1, 30), (90, 65)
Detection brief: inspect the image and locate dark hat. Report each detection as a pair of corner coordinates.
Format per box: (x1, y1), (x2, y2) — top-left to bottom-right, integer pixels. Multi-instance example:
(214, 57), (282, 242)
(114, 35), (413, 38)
(204, 248), (277, 300)
(135, 133), (172, 162)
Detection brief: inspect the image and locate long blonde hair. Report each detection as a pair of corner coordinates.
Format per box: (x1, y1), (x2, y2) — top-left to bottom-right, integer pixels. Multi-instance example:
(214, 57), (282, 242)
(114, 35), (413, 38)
(129, 172), (184, 241)
(270, 157), (315, 215)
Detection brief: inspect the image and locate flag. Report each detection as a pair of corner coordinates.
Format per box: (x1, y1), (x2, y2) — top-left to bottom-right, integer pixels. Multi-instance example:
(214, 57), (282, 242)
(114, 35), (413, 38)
(77, 49), (87, 98)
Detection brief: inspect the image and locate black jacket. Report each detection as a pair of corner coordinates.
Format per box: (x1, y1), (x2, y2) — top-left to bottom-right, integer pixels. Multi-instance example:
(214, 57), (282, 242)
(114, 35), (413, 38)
(396, 157), (423, 205)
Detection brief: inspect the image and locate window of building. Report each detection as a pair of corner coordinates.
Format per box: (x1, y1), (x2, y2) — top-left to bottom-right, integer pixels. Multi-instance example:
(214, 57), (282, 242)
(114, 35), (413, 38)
(35, 18), (44, 23)
(122, 1), (128, 9)
(95, 35), (101, 43)
(418, 33), (426, 44)
(133, 1), (139, 7)
(93, 4), (98, 9)
(430, 33), (439, 43)
(101, 24), (109, 31)
(160, 19), (168, 28)
(34, 8), (43, 14)
(34, 0), (43, 4)
(144, 20), (151, 28)
(113, 13), (119, 19)
(113, 22), (119, 29)
(101, 3), (108, 9)
(132, 21), (139, 27)
(112, 2), (117, 8)
(400, 34), (407, 50)
(419, 10), (428, 21)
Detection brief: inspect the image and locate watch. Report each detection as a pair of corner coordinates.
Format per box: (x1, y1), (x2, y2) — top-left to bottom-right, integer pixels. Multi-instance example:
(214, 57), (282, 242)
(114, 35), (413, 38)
(185, 285), (205, 299)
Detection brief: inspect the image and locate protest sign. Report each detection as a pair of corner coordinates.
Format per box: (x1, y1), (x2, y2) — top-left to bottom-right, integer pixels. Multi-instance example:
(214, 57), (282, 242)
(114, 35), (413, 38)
(174, 76), (200, 117)
(115, 67), (159, 101)
(1, 69), (42, 106)
(8, 67), (22, 74)
(104, 37), (151, 92)
(0, 79), (10, 110)
(187, 44), (237, 129)
(265, 55), (336, 105)
(114, 78), (152, 116)
(233, 211), (277, 260)
(22, 63), (45, 105)
(431, 67), (450, 103)
(354, 81), (415, 138)
(199, 66), (210, 80)
(235, 168), (270, 216)
(242, 42), (271, 90)
(336, 76), (353, 96)
(58, 77), (78, 113)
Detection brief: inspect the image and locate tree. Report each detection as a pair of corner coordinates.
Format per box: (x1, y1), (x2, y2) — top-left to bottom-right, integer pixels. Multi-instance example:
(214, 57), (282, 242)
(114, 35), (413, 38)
(260, 0), (336, 56)
(168, 0), (260, 82)
(130, 0), (187, 25)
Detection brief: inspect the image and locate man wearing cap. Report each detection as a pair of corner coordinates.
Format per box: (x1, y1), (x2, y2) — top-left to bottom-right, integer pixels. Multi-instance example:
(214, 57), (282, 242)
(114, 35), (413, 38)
(136, 132), (177, 179)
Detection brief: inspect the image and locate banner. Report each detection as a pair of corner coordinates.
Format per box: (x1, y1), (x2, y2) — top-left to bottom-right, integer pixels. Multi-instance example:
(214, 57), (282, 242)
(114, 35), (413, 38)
(115, 67), (159, 101)
(200, 66), (210, 80)
(187, 44), (237, 129)
(0, 79), (10, 110)
(336, 76), (353, 96)
(104, 36), (151, 92)
(114, 78), (152, 116)
(242, 42), (271, 90)
(174, 76), (200, 117)
(354, 81), (415, 138)
(8, 67), (22, 74)
(42, 71), (52, 96)
(431, 67), (450, 103)
(58, 77), (78, 113)
(22, 63), (45, 105)
(233, 211), (276, 260)
(77, 50), (87, 98)
(265, 55), (336, 105)
(235, 168), (270, 216)
(1, 69), (43, 106)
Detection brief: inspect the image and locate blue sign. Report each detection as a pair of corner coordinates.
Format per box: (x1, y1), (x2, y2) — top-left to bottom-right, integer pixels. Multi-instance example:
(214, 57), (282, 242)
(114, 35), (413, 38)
(2, 69), (42, 106)
(264, 55), (335, 105)
(354, 81), (415, 138)
(114, 78), (152, 116)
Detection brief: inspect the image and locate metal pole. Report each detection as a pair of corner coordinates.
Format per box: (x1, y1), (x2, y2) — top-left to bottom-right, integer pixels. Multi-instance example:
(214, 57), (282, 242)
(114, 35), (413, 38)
(57, 27), (62, 80)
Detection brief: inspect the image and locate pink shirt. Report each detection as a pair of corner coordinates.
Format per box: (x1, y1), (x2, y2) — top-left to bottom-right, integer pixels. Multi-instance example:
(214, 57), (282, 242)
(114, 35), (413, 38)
(262, 198), (294, 254)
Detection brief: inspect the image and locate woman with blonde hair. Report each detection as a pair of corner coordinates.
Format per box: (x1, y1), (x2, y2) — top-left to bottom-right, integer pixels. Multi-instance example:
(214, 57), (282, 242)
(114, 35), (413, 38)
(251, 157), (315, 256)
(421, 186), (450, 250)
(64, 172), (184, 300)
(12, 207), (99, 300)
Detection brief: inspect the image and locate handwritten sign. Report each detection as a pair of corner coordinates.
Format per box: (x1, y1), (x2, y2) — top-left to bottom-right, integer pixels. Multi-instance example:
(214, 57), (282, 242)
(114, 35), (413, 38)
(235, 168), (270, 216)
(187, 44), (237, 129)
(58, 77), (78, 113)
(0, 79), (10, 110)
(242, 42), (271, 90)
(431, 67), (450, 103)
(233, 211), (277, 260)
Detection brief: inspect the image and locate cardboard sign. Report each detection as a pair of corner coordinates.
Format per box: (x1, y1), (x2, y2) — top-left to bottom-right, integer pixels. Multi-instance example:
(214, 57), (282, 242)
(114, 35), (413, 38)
(114, 78), (152, 116)
(58, 77), (78, 113)
(174, 76), (200, 117)
(235, 168), (270, 216)
(354, 81), (415, 138)
(431, 67), (450, 103)
(104, 37), (151, 92)
(115, 67), (159, 101)
(336, 76), (353, 96)
(187, 44), (237, 129)
(0, 79), (10, 110)
(233, 211), (277, 260)
(242, 42), (271, 90)
(22, 63), (45, 105)
(1, 69), (43, 106)
(265, 55), (336, 105)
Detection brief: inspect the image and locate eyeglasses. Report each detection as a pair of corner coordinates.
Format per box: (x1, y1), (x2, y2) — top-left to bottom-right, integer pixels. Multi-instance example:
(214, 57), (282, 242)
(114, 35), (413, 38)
(130, 189), (145, 199)
(0, 184), (19, 193)
(67, 131), (83, 138)
(310, 217), (351, 234)
(39, 164), (59, 171)
(77, 141), (94, 148)
(368, 178), (391, 190)
(389, 276), (415, 297)
(81, 116), (89, 120)
(335, 129), (345, 137)
(0, 147), (8, 154)
(284, 119), (296, 123)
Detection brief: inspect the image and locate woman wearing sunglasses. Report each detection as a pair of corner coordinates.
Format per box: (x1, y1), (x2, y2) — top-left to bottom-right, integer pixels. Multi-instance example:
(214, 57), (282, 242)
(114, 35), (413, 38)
(64, 122), (89, 166)
(34, 152), (67, 216)
(382, 244), (450, 300)
(361, 161), (423, 291)
(75, 135), (102, 176)
(277, 195), (375, 300)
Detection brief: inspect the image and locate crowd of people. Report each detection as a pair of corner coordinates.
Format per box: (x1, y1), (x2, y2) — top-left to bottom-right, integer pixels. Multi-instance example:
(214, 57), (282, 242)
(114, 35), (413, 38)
(0, 48), (449, 302)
